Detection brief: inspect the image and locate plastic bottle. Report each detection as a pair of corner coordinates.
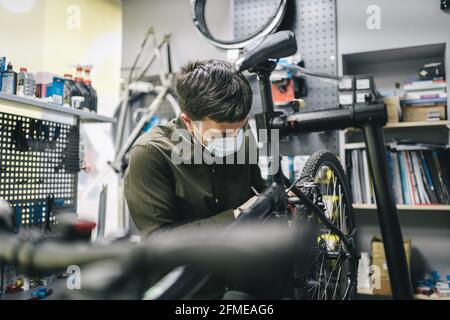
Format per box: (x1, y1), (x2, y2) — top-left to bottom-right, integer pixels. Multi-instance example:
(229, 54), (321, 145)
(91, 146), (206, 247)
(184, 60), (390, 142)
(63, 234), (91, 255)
(0, 57), (6, 90)
(17, 68), (36, 97)
(83, 67), (97, 113)
(74, 65), (90, 111)
(63, 74), (80, 107)
(1, 62), (17, 95)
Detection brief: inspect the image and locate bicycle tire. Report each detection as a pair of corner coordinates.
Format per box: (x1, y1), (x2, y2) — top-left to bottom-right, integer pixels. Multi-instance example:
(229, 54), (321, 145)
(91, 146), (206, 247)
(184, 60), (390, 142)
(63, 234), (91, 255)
(294, 150), (358, 300)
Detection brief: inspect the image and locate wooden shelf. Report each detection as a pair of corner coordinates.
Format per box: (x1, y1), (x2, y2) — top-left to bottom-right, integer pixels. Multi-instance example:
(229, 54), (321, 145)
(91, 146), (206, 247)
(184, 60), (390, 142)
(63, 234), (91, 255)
(353, 203), (450, 212)
(344, 142), (366, 150)
(0, 93), (116, 125)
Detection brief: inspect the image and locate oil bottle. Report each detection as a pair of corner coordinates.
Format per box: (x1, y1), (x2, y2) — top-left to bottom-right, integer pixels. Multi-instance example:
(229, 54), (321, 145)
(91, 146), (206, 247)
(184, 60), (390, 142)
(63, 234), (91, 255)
(1, 62), (17, 95)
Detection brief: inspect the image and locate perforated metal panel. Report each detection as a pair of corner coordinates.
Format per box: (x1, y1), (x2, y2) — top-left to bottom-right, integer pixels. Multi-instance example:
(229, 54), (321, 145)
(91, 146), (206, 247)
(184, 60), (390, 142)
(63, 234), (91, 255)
(295, 0), (338, 108)
(233, 0), (282, 38)
(0, 112), (79, 229)
(233, 0), (339, 155)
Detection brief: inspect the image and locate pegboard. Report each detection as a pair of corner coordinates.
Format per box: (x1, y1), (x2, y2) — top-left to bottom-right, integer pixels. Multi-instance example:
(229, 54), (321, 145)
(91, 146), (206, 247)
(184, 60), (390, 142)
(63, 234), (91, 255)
(233, 0), (282, 38)
(233, 0), (340, 155)
(0, 111), (79, 229)
(295, 0), (338, 109)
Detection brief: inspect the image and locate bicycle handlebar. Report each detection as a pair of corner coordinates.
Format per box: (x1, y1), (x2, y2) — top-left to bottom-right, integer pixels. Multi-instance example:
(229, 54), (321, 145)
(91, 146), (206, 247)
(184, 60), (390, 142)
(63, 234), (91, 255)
(272, 102), (387, 134)
(0, 223), (313, 278)
(235, 31), (297, 72)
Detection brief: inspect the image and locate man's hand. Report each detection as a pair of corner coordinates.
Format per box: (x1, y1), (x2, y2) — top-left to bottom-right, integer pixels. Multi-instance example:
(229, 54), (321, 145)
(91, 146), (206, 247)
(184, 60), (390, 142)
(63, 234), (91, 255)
(286, 189), (296, 198)
(233, 195), (259, 219)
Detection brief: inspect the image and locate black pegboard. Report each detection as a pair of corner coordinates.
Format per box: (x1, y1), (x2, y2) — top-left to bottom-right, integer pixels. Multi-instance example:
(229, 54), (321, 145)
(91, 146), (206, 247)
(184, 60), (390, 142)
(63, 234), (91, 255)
(0, 112), (79, 229)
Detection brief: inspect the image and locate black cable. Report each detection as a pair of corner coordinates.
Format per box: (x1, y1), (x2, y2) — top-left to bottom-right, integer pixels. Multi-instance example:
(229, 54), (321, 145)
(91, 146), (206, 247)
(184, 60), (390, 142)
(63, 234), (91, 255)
(0, 259), (4, 295)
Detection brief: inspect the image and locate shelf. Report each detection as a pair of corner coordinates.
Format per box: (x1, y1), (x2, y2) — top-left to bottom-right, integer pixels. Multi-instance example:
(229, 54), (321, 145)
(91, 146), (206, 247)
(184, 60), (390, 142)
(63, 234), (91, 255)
(343, 43), (446, 67)
(0, 93), (116, 125)
(345, 120), (450, 133)
(344, 142), (366, 149)
(353, 203), (450, 212)
(357, 288), (450, 300)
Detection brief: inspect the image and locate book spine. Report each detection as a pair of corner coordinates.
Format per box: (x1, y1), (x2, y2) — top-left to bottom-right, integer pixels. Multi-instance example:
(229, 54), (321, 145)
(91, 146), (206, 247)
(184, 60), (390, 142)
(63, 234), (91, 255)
(404, 151), (417, 205)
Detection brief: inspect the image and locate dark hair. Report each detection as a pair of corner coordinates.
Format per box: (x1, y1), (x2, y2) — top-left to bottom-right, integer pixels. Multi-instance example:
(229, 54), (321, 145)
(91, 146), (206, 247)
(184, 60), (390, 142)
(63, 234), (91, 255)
(176, 60), (253, 122)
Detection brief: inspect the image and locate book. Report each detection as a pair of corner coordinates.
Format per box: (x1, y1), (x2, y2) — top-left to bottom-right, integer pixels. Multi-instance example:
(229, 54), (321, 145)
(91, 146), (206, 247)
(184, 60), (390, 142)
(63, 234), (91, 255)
(391, 152), (404, 204)
(404, 91), (446, 100)
(424, 151), (447, 204)
(432, 151), (450, 203)
(358, 149), (367, 203)
(401, 97), (447, 106)
(346, 147), (450, 205)
(404, 80), (447, 91)
(362, 149), (373, 204)
(411, 152), (430, 204)
(351, 150), (362, 204)
(418, 150), (438, 203)
(398, 152), (411, 204)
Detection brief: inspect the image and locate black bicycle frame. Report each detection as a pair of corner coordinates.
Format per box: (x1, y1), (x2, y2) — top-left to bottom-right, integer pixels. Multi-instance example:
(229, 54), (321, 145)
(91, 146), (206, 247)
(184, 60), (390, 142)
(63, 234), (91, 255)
(252, 62), (414, 300)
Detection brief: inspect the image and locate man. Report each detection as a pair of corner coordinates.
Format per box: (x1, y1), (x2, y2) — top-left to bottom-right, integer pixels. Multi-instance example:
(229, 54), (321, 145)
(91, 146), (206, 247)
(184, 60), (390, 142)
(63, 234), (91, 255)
(124, 59), (267, 236)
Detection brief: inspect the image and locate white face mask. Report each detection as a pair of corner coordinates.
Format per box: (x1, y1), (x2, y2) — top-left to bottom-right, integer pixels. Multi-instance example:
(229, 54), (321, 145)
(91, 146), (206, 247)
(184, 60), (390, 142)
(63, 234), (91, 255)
(193, 125), (244, 157)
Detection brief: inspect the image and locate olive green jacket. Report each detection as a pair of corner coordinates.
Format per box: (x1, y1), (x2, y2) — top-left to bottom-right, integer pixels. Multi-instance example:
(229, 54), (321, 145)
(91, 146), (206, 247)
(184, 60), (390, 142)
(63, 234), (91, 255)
(124, 117), (267, 236)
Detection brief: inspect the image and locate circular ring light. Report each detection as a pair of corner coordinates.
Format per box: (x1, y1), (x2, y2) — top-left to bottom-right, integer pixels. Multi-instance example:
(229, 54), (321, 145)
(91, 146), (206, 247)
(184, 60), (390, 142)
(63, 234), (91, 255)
(190, 0), (288, 50)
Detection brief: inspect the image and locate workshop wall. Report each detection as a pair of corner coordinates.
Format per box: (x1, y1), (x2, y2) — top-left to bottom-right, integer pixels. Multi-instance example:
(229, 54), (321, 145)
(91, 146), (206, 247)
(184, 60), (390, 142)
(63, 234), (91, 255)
(121, 0), (232, 78)
(337, 0), (450, 95)
(0, 0), (123, 236)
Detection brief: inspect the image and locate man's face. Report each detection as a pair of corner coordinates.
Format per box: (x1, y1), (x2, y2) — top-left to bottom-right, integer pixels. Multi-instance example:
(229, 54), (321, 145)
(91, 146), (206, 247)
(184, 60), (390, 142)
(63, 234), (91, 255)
(181, 113), (248, 146)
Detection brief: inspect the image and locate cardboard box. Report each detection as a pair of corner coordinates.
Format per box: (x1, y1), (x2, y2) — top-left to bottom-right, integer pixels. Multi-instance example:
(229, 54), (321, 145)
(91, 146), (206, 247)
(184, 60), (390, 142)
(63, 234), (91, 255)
(383, 97), (401, 123)
(403, 104), (446, 122)
(371, 236), (412, 296)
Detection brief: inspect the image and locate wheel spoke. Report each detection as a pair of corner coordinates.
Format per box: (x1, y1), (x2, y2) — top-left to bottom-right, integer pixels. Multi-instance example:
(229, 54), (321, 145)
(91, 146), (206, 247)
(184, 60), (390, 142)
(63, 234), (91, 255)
(298, 154), (356, 300)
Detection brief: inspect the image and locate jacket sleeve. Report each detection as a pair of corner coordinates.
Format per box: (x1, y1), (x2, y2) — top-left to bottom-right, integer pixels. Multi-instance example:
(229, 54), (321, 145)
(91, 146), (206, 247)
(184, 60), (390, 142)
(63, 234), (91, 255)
(251, 163), (268, 193)
(124, 144), (235, 236)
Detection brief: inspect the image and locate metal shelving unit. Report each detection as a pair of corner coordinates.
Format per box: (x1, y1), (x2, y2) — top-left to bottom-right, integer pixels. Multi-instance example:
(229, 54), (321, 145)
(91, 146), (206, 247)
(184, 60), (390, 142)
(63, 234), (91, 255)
(0, 93), (116, 125)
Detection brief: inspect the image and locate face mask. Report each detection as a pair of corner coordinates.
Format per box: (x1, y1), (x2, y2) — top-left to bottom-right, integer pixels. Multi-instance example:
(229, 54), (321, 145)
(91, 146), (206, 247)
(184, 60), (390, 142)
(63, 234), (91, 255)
(193, 125), (244, 157)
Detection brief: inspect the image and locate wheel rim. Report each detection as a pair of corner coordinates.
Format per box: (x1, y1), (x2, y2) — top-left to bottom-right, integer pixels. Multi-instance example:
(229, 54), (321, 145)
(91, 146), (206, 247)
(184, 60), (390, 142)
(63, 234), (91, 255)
(299, 160), (356, 300)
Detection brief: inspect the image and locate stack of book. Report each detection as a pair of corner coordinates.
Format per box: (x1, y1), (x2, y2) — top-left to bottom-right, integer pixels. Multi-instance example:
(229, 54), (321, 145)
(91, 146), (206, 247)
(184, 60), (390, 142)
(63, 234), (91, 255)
(401, 80), (447, 122)
(346, 142), (450, 205)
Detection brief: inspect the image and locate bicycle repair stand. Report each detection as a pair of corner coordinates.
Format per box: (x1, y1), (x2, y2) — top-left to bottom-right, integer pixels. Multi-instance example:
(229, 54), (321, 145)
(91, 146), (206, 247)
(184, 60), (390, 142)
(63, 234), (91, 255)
(108, 28), (180, 233)
(250, 59), (414, 299)
(274, 100), (414, 299)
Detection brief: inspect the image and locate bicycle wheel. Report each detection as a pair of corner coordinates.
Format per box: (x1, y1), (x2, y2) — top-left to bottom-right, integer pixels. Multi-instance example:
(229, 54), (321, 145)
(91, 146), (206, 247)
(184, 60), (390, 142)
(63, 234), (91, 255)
(293, 150), (358, 300)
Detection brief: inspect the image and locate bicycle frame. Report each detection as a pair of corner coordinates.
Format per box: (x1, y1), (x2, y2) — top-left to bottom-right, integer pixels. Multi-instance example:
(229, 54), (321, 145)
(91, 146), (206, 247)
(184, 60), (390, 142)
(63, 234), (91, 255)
(111, 30), (179, 173)
(249, 59), (414, 299)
